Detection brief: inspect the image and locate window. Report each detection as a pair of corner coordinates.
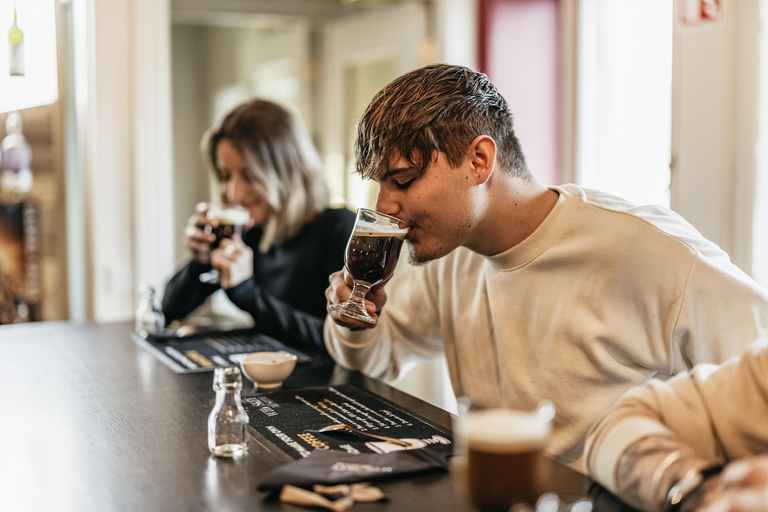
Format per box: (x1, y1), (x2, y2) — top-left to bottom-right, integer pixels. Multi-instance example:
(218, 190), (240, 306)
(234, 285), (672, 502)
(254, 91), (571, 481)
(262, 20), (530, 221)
(576, 0), (672, 207)
(753, 0), (768, 287)
(0, 0), (58, 113)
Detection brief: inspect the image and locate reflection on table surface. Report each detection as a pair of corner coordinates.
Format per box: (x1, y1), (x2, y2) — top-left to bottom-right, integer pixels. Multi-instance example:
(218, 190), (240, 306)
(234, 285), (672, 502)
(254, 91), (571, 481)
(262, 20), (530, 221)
(0, 321), (635, 511)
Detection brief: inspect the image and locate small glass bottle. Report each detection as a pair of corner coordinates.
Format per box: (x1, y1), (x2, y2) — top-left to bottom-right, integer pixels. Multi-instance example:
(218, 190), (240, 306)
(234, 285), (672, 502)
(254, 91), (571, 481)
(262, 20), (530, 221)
(8, 5), (24, 77)
(135, 284), (165, 337)
(1, 112), (32, 195)
(208, 366), (249, 458)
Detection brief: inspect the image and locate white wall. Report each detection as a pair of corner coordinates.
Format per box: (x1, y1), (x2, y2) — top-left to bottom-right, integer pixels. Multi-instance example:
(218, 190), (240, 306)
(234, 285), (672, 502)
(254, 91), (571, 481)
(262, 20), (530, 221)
(77, 0), (136, 321)
(320, 3), (429, 210)
(133, 0), (176, 303)
(71, 0), (174, 321)
(171, 26), (209, 269)
(671, 0), (760, 275)
(755, 1), (768, 288)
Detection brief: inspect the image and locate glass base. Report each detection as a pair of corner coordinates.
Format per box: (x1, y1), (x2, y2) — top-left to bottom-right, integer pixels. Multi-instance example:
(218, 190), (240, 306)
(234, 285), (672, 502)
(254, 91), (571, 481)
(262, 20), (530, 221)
(210, 443), (247, 458)
(199, 269), (220, 284)
(329, 301), (377, 325)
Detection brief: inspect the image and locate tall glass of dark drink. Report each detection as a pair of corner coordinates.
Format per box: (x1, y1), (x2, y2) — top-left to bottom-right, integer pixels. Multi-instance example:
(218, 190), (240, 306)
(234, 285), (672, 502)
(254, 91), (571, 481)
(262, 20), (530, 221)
(329, 208), (407, 325)
(451, 397), (555, 511)
(199, 206), (250, 284)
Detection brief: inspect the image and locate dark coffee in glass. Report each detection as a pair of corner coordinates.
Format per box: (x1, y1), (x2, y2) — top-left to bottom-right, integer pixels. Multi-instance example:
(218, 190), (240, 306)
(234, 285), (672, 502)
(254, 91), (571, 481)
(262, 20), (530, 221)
(199, 206), (250, 284)
(329, 208), (407, 325)
(210, 223), (243, 248)
(345, 232), (406, 286)
(208, 207), (249, 247)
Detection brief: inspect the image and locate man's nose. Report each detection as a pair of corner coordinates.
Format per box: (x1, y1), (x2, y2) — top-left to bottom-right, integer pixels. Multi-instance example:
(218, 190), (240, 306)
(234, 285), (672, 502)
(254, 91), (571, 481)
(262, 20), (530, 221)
(375, 184), (400, 217)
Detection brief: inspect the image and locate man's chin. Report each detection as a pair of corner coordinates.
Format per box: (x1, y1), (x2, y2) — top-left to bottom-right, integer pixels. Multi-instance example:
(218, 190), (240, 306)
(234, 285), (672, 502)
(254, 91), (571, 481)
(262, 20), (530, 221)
(406, 240), (436, 266)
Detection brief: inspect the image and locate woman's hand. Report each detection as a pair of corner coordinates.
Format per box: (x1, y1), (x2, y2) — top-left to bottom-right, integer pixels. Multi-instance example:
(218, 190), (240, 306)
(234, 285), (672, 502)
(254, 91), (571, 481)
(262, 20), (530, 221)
(211, 234), (253, 289)
(325, 269), (389, 330)
(184, 202), (217, 265)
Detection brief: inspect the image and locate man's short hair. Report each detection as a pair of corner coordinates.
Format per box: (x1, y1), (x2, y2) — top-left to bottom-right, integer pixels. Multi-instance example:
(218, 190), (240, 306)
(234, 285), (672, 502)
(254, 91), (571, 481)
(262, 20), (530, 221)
(355, 64), (529, 180)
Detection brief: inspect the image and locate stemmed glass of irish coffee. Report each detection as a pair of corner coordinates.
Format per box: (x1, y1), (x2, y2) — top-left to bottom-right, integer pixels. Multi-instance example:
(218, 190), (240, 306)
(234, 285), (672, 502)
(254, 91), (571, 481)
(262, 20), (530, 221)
(199, 205), (250, 284)
(329, 208), (408, 325)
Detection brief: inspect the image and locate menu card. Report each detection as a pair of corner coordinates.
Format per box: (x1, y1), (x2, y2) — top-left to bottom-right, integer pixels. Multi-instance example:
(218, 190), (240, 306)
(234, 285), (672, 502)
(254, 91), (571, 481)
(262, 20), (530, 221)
(130, 329), (310, 373)
(244, 385), (453, 460)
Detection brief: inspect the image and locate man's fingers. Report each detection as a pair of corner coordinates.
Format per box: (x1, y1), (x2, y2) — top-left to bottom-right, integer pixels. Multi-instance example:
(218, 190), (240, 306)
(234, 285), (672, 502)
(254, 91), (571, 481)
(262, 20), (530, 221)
(366, 286), (387, 308)
(325, 277), (379, 330)
(326, 305), (379, 330)
(328, 270), (351, 300)
(343, 269), (355, 287)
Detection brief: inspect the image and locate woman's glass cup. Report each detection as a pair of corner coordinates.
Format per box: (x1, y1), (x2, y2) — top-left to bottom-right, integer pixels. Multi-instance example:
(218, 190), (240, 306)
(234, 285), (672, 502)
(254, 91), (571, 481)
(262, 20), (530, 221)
(199, 205), (250, 284)
(329, 208), (408, 325)
(452, 396), (556, 511)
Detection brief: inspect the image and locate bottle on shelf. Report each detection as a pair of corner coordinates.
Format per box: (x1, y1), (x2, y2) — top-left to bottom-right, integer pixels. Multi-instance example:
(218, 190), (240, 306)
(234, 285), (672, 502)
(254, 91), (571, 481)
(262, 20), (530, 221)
(0, 112), (32, 196)
(8, 4), (24, 77)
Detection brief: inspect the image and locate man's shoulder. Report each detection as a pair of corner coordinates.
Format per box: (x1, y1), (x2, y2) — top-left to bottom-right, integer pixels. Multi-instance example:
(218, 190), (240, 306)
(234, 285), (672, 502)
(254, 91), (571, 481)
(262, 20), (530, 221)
(560, 185), (724, 259)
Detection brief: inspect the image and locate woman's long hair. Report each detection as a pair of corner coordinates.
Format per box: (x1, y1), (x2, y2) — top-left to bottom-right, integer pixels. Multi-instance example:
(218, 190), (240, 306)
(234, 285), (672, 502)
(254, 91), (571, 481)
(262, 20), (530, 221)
(204, 99), (329, 252)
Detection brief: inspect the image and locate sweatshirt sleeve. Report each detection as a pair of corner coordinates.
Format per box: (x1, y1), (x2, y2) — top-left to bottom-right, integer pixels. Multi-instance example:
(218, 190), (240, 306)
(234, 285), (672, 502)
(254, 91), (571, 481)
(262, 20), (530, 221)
(671, 251), (768, 371)
(324, 262), (445, 381)
(585, 340), (768, 510)
(162, 260), (219, 322)
(225, 278), (328, 357)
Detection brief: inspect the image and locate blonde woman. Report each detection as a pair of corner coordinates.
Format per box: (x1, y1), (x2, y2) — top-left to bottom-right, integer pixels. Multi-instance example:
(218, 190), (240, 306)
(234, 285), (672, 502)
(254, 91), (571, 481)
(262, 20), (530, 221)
(163, 100), (354, 355)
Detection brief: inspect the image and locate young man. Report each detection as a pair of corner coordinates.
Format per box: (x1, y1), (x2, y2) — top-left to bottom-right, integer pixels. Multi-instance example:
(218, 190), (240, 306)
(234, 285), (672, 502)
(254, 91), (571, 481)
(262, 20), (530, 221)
(324, 64), (768, 470)
(585, 339), (768, 511)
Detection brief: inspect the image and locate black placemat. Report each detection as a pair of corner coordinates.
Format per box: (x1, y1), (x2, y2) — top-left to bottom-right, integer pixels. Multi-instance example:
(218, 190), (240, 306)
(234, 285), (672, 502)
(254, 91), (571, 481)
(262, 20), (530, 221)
(243, 385), (453, 460)
(130, 329), (311, 374)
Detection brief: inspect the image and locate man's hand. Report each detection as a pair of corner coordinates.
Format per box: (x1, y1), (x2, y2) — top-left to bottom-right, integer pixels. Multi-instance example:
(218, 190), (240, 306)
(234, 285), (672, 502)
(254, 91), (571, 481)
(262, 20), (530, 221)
(325, 269), (389, 330)
(185, 202), (217, 265)
(701, 456), (768, 512)
(211, 235), (253, 289)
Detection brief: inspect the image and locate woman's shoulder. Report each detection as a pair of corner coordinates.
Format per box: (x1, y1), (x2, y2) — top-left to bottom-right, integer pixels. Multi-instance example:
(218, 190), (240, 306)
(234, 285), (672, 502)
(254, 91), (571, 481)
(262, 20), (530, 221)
(311, 207), (356, 231)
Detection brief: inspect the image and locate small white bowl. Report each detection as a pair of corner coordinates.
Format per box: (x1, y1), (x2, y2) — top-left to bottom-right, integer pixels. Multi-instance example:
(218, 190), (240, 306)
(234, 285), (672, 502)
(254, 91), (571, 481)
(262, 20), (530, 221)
(240, 351), (298, 389)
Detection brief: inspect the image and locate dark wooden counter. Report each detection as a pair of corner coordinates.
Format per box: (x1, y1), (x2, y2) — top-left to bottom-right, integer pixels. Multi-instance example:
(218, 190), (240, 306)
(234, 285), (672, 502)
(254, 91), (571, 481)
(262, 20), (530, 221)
(0, 321), (621, 511)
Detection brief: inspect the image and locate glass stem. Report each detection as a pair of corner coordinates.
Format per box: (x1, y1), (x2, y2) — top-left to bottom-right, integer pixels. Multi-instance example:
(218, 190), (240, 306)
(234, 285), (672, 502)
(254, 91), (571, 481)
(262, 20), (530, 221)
(349, 281), (371, 311)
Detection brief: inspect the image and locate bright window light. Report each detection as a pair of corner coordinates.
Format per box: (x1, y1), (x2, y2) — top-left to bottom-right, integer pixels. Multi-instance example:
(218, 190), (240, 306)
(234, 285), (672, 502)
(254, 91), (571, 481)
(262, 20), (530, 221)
(753, 0), (768, 288)
(577, 0), (672, 207)
(0, 0), (58, 113)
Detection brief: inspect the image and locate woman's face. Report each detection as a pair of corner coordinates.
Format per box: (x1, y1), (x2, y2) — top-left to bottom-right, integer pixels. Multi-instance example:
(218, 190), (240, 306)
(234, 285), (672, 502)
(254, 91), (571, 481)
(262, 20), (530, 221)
(215, 139), (270, 227)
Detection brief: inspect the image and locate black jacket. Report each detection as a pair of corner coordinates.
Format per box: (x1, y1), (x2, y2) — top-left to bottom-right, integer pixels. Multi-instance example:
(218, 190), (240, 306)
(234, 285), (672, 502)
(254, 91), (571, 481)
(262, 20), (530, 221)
(162, 208), (355, 356)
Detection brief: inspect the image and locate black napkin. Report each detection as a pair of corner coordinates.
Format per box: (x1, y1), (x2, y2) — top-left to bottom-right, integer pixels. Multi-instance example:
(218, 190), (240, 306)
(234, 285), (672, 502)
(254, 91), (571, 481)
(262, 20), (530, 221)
(258, 449), (449, 491)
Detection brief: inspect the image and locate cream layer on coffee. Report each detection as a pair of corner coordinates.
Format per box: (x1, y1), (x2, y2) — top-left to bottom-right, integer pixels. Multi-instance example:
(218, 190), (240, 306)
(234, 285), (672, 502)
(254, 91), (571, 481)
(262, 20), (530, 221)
(209, 207), (250, 226)
(353, 219), (407, 237)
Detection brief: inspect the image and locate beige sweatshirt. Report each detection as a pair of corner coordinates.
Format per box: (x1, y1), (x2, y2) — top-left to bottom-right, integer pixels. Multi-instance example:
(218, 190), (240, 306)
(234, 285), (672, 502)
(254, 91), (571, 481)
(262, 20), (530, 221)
(324, 184), (768, 469)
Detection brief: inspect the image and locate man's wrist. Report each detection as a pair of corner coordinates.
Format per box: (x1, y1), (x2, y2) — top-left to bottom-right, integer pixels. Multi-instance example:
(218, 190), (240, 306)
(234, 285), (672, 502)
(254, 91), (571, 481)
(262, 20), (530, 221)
(666, 464), (724, 512)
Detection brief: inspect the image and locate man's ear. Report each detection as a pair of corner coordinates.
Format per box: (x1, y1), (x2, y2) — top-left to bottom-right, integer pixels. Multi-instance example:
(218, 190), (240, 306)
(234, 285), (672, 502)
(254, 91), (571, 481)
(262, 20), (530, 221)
(468, 135), (496, 185)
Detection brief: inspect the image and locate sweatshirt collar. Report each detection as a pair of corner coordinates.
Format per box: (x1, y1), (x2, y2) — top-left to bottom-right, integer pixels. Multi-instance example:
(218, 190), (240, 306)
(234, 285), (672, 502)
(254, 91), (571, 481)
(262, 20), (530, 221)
(486, 184), (579, 271)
